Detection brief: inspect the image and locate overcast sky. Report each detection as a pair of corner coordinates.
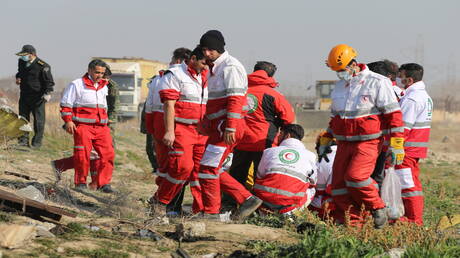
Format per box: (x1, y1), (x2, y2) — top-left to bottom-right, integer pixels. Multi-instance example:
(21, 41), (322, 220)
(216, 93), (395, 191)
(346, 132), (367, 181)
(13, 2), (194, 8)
(1, 0), (458, 96)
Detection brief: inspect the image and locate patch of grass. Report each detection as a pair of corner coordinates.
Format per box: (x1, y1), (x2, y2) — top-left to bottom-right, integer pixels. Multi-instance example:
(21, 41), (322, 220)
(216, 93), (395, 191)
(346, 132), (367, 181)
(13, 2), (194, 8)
(0, 211), (13, 222)
(244, 213), (292, 229)
(126, 243), (143, 254)
(65, 247), (129, 258)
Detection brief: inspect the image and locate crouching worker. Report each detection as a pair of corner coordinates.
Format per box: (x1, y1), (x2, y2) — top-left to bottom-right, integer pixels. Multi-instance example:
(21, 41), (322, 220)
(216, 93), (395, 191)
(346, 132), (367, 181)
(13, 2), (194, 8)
(254, 124), (317, 214)
(310, 132), (337, 218)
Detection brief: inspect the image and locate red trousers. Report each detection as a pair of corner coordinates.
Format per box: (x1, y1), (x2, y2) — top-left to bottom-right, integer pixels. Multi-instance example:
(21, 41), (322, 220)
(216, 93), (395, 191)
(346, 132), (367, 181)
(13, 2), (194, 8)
(155, 123), (206, 213)
(331, 139), (385, 224)
(73, 124), (114, 187)
(395, 156), (423, 225)
(152, 112), (168, 186)
(198, 119), (252, 214)
(53, 155), (99, 187)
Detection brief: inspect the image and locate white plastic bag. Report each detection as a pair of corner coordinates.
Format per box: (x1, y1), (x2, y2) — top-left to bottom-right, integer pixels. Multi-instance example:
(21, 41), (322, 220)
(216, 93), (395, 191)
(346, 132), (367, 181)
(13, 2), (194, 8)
(381, 167), (405, 220)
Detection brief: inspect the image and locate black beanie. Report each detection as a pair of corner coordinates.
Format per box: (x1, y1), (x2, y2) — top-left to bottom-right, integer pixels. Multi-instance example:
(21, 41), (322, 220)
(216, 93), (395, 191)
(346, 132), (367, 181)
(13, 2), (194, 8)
(200, 30), (225, 53)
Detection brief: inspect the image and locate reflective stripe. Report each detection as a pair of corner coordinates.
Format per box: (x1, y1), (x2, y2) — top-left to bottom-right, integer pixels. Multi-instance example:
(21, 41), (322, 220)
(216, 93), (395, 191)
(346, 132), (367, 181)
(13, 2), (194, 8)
(345, 178), (373, 188)
(74, 146), (85, 149)
(206, 109), (227, 120)
(331, 188), (348, 196)
(242, 105), (250, 111)
(73, 116), (96, 123)
(179, 95), (201, 102)
(168, 151), (184, 155)
(404, 121), (431, 129)
(60, 103), (73, 108)
(208, 90), (227, 98)
(404, 142), (429, 147)
(333, 132), (382, 141)
(175, 117), (198, 124)
(401, 191), (423, 197)
(380, 102), (400, 114)
(253, 184), (305, 197)
(404, 122), (414, 129)
(227, 112), (242, 119)
(100, 119), (109, 124)
(225, 128), (236, 132)
(374, 184), (379, 190)
(73, 104), (107, 109)
(157, 172), (167, 178)
(190, 181), (200, 187)
(61, 112), (72, 116)
(266, 167), (308, 183)
(332, 107), (380, 119)
(227, 88), (246, 95)
(316, 184), (327, 190)
(390, 126), (405, 133)
(152, 104), (163, 111)
(198, 173), (220, 179)
(165, 174), (186, 185)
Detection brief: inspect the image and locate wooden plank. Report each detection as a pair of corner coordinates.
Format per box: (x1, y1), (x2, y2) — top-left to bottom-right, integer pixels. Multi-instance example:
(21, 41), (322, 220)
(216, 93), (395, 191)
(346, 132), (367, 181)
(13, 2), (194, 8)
(0, 189), (76, 220)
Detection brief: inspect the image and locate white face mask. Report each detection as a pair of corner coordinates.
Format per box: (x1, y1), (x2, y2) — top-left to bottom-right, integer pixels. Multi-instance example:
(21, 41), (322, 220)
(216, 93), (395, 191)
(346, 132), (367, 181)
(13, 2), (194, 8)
(395, 77), (405, 88)
(336, 70), (352, 81)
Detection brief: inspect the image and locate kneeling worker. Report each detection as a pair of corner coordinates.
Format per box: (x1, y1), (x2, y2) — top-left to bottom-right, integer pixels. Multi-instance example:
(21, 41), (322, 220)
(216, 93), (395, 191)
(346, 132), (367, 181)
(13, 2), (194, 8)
(254, 124), (317, 214)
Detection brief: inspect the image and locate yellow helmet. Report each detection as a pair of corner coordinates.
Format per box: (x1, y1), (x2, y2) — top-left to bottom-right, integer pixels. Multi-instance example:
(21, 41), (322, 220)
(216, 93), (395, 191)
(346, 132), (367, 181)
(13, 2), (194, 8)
(327, 44), (358, 71)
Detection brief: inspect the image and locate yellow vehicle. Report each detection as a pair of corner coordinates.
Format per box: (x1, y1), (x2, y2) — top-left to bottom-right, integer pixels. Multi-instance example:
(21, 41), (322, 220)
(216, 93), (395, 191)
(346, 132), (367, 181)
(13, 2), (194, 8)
(315, 80), (336, 110)
(93, 57), (167, 118)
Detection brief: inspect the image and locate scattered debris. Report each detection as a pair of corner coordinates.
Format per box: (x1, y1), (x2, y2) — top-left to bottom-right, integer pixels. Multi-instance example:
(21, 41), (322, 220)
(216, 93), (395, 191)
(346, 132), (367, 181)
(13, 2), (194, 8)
(4, 171), (37, 181)
(175, 222), (206, 240)
(35, 225), (56, 238)
(171, 248), (191, 258)
(136, 229), (162, 241)
(202, 253), (220, 258)
(437, 214), (460, 231)
(84, 225), (101, 232)
(0, 188), (76, 221)
(0, 105), (32, 139)
(0, 224), (36, 249)
(376, 248), (405, 258)
(16, 185), (45, 203)
(56, 247), (65, 253)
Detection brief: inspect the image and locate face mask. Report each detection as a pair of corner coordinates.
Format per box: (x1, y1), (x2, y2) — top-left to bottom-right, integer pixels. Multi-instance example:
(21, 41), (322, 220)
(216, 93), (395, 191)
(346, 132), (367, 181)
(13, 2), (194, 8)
(396, 77), (405, 88)
(20, 55), (30, 62)
(336, 70), (352, 81)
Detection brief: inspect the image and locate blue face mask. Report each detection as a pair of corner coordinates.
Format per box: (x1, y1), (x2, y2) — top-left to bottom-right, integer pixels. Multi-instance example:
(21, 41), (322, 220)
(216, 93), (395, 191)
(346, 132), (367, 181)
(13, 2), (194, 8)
(20, 55), (30, 62)
(336, 70), (352, 81)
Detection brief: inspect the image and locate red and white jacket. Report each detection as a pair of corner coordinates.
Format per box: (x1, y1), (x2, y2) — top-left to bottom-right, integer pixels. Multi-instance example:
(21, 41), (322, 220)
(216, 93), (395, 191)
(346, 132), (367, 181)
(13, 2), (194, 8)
(254, 138), (317, 214)
(60, 74), (109, 125)
(205, 51), (248, 132)
(310, 146), (336, 211)
(400, 81), (432, 158)
(237, 70), (295, 152)
(159, 63), (208, 125)
(327, 64), (404, 141)
(145, 73), (165, 134)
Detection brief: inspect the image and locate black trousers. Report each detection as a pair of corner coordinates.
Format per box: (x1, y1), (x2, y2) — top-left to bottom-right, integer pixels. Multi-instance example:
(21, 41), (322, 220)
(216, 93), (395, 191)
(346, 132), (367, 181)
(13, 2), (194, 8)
(229, 149), (263, 187)
(371, 151), (387, 190)
(145, 134), (159, 171)
(18, 96), (45, 146)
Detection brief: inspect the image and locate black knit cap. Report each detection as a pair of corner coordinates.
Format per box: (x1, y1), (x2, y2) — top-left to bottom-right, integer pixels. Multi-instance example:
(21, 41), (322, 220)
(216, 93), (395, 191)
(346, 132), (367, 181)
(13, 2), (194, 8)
(200, 30), (225, 53)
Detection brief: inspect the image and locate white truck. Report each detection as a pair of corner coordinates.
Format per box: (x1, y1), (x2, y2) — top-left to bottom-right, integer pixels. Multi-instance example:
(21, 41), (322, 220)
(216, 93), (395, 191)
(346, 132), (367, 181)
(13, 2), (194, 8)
(105, 62), (143, 119)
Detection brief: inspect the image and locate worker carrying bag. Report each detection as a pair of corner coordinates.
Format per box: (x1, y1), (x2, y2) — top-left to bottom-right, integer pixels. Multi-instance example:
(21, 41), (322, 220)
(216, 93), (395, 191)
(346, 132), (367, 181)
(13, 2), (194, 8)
(381, 167), (405, 220)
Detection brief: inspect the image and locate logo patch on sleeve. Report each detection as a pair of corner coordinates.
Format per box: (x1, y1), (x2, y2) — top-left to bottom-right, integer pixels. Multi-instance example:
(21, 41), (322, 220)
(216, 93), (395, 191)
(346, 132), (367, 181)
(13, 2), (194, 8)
(246, 94), (258, 114)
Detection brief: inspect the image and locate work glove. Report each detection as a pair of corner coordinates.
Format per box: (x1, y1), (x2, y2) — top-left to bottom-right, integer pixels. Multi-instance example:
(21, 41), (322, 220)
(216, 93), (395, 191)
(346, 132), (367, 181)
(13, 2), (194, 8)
(42, 94), (51, 102)
(318, 136), (333, 163)
(387, 137), (405, 165)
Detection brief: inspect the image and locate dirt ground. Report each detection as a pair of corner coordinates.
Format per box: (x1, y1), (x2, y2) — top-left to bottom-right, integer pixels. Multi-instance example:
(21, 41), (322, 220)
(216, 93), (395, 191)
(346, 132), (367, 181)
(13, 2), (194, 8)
(0, 108), (459, 257)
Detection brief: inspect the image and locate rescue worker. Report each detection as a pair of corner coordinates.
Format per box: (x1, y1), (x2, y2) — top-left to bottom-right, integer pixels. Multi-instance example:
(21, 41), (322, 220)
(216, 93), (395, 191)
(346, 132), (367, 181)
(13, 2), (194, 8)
(197, 30), (262, 219)
(310, 132), (337, 218)
(229, 61), (295, 188)
(319, 44), (404, 228)
(254, 124), (317, 214)
(396, 63), (432, 225)
(140, 103), (159, 174)
(149, 46), (208, 215)
(145, 48), (191, 215)
(367, 60), (402, 188)
(15, 44), (55, 148)
(60, 59), (115, 192)
(52, 68), (119, 191)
